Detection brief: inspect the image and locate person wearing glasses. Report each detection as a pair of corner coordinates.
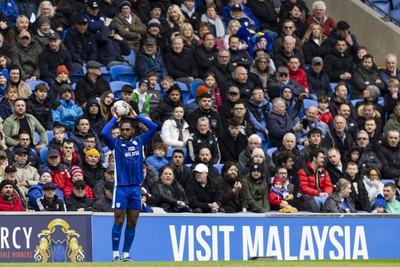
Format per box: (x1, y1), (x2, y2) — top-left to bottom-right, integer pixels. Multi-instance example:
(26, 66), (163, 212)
(65, 180), (94, 211)
(273, 35), (305, 69)
(274, 20), (302, 54)
(267, 66), (306, 99)
(356, 130), (382, 176)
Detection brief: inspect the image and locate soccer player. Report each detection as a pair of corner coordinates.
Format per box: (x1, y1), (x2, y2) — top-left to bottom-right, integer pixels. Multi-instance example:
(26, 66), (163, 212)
(101, 105), (158, 262)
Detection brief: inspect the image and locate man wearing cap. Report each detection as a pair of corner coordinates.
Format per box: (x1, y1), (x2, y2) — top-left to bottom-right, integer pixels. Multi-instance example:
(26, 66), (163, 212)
(26, 83), (53, 130)
(35, 182), (67, 211)
(3, 98), (48, 148)
(3, 165), (27, 209)
(64, 15), (98, 73)
(93, 164), (115, 201)
(219, 86), (241, 124)
(75, 60), (111, 108)
(186, 163), (223, 213)
(0, 180), (24, 212)
(267, 66), (305, 99)
(136, 36), (168, 81)
(13, 147), (39, 195)
(65, 180), (94, 211)
(38, 31), (73, 85)
(328, 21), (360, 56)
(9, 30), (42, 81)
(83, 0), (107, 33)
(241, 163), (270, 213)
(101, 101), (157, 262)
(113, 0), (146, 52)
(33, 16), (55, 48)
(42, 148), (69, 188)
(8, 132), (40, 170)
(306, 56), (332, 100)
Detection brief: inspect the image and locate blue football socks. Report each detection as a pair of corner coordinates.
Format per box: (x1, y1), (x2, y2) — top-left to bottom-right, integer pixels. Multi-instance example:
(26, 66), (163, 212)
(112, 223), (123, 251)
(122, 226), (136, 253)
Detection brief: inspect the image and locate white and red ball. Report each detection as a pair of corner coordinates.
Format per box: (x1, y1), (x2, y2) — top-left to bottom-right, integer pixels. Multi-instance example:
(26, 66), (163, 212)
(113, 100), (130, 117)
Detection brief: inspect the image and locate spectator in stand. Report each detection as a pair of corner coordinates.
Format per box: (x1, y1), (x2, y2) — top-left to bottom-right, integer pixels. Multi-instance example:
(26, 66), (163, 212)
(273, 36), (305, 69)
(207, 49), (236, 93)
(297, 127), (328, 168)
(149, 2), (172, 39)
(180, 0), (200, 32)
(298, 149), (333, 207)
(306, 57), (331, 100)
(190, 145), (220, 180)
(219, 117), (247, 163)
(328, 21), (360, 56)
(385, 102), (400, 136)
(384, 78), (400, 118)
(180, 22), (198, 53)
(12, 147), (39, 195)
(274, 20), (303, 55)
(168, 149), (192, 189)
(279, 3), (307, 39)
(377, 130), (400, 180)
(219, 86), (241, 125)
(63, 165), (94, 200)
(60, 139), (81, 169)
(83, 0), (107, 34)
(239, 147), (272, 181)
(323, 178), (356, 213)
(228, 34), (252, 69)
(69, 117), (102, 152)
(26, 83), (52, 131)
(6, 15), (28, 48)
(356, 101), (384, 135)
(145, 142), (169, 173)
(166, 4), (186, 33)
(266, 94), (306, 147)
(325, 147), (345, 186)
(0, 180), (24, 211)
(64, 15), (97, 73)
(286, 56), (308, 92)
(48, 65), (72, 106)
(242, 163), (270, 213)
(302, 24), (331, 66)
(99, 90), (114, 121)
(363, 167), (384, 204)
(0, 85), (18, 121)
(325, 115), (355, 156)
(35, 1), (63, 33)
(79, 148), (105, 188)
(223, 19), (246, 50)
(186, 163), (223, 213)
(136, 37), (168, 81)
(231, 99), (257, 136)
(246, 87), (270, 137)
(364, 118), (382, 149)
(52, 84), (83, 132)
(306, 0), (335, 37)
(295, 105), (329, 145)
(356, 130), (382, 176)
(161, 106), (190, 149)
(99, 0), (120, 18)
(77, 133), (102, 164)
(65, 180), (94, 211)
(194, 32), (219, 78)
(35, 182), (67, 211)
(141, 17), (166, 52)
(247, 0), (277, 32)
(201, 4), (225, 38)
(9, 30), (42, 82)
(272, 133), (300, 166)
(383, 182), (400, 213)
(329, 83), (357, 120)
(75, 60), (111, 108)
(267, 67), (305, 100)
(225, 66), (257, 100)
(48, 125), (67, 151)
(93, 164), (114, 201)
(41, 149), (69, 189)
(8, 131), (40, 170)
(216, 161), (244, 213)
(83, 98), (106, 139)
(8, 66), (31, 99)
(379, 53), (400, 92)
(3, 98), (48, 148)
(38, 32), (73, 85)
(33, 16), (55, 48)
(351, 54), (384, 99)
(113, 0), (146, 52)
(151, 84), (183, 129)
(323, 38), (355, 83)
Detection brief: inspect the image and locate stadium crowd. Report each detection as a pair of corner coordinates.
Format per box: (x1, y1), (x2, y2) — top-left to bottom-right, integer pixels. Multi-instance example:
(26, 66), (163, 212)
(0, 0), (399, 214)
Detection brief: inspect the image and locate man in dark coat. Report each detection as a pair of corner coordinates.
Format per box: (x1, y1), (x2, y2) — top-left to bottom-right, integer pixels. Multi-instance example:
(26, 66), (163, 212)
(65, 180), (94, 211)
(219, 117), (247, 163)
(216, 161), (244, 213)
(26, 83), (53, 131)
(323, 38), (355, 83)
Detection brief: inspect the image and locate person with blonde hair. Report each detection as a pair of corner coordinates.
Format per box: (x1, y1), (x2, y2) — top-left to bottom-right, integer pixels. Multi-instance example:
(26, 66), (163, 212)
(302, 23), (330, 65)
(323, 178), (356, 213)
(167, 5), (186, 33)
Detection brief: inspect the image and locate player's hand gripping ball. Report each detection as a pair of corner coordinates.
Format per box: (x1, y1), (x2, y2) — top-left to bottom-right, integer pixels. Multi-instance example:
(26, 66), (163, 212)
(113, 100), (130, 117)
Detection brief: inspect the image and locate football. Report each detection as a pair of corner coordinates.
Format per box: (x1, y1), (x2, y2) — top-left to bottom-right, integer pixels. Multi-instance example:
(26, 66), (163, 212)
(113, 100), (130, 117)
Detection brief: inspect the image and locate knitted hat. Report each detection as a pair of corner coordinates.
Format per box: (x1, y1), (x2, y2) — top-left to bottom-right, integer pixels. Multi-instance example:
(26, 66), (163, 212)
(272, 177), (284, 186)
(0, 180), (13, 191)
(250, 163), (262, 172)
(40, 167), (52, 178)
(56, 65), (69, 76)
(371, 194), (386, 210)
(196, 85), (209, 97)
(36, 16), (51, 27)
(85, 148), (100, 159)
(0, 69), (9, 80)
(148, 18), (161, 28)
(251, 148), (264, 159)
(70, 164), (82, 175)
(139, 77), (150, 87)
(119, 0), (131, 10)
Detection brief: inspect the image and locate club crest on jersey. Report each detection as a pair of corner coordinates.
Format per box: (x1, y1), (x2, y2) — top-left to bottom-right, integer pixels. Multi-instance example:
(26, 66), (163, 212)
(132, 141), (138, 145)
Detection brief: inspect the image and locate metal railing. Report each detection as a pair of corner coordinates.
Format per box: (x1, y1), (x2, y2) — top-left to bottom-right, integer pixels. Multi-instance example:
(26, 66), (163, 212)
(362, 0), (400, 25)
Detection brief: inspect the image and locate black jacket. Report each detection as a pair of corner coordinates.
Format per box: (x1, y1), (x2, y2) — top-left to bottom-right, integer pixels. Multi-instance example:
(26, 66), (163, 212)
(187, 130), (221, 164)
(247, 0), (278, 32)
(65, 193), (94, 211)
(186, 107), (223, 137)
(186, 177), (222, 212)
(79, 160), (105, 188)
(164, 48), (199, 79)
(377, 138), (400, 179)
(344, 174), (371, 212)
(35, 195), (67, 211)
(75, 74), (111, 106)
(96, 25), (130, 66)
(302, 38), (331, 65)
(306, 68), (332, 98)
(229, 49), (252, 69)
(323, 191), (357, 213)
(149, 180), (189, 212)
(38, 44), (73, 84)
(218, 131), (248, 163)
(194, 45), (219, 78)
(150, 97), (182, 129)
(26, 94), (53, 130)
(64, 26), (97, 64)
(323, 49), (356, 83)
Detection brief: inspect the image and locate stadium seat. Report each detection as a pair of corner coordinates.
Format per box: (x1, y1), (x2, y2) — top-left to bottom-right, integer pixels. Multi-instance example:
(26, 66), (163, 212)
(390, 9), (400, 25)
(71, 83), (76, 90)
(330, 83), (338, 93)
(110, 81), (130, 99)
(351, 99), (363, 107)
(134, 81), (162, 90)
(378, 97), (384, 106)
(368, 0), (391, 15)
(26, 80), (49, 92)
(297, 145), (304, 150)
(46, 130), (54, 143)
(110, 65), (137, 84)
(40, 147), (48, 164)
(213, 163), (224, 174)
(101, 67), (111, 81)
(266, 147), (277, 157)
(380, 179), (395, 184)
(34, 132), (40, 144)
(166, 147), (174, 163)
(122, 49), (136, 65)
(303, 99), (318, 110)
(174, 81), (190, 104)
(189, 81), (203, 99)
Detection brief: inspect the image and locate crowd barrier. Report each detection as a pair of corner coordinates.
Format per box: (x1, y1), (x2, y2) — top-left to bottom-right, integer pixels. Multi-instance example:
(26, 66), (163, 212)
(1, 212), (399, 262)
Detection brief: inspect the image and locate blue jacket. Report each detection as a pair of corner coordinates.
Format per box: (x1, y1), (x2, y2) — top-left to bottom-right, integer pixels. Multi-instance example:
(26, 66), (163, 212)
(0, 0), (18, 25)
(28, 183), (64, 209)
(145, 154), (169, 173)
(52, 99), (83, 128)
(136, 49), (168, 81)
(83, 10), (107, 33)
(0, 98), (12, 121)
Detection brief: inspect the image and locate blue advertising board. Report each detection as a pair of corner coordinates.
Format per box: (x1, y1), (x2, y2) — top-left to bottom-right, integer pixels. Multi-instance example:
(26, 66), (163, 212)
(0, 213), (92, 262)
(92, 214), (400, 261)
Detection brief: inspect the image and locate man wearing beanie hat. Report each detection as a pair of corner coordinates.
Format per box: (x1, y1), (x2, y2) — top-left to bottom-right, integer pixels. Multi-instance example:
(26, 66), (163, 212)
(352, 54), (384, 99)
(241, 163), (270, 213)
(371, 194), (387, 213)
(0, 180), (24, 211)
(26, 82), (53, 130)
(132, 78), (151, 115)
(113, 0), (146, 52)
(65, 180), (94, 211)
(33, 16), (54, 48)
(79, 147), (104, 189)
(9, 30), (41, 81)
(101, 99), (158, 262)
(38, 29), (73, 85)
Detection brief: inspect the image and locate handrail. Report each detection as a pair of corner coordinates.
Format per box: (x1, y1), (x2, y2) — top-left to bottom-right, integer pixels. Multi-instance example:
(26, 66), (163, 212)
(362, 0), (400, 25)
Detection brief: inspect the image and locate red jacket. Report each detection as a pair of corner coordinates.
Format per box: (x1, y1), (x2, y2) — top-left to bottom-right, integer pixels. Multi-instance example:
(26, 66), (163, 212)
(0, 193), (24, 211)
(287, 67), (309, 89)
(298, 162), (333, 196)
(318, 110), (333, 124)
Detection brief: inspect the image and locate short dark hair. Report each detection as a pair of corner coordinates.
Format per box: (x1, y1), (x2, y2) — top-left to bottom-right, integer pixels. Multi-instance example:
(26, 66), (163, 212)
(172, 149), (184, 157)
(384, 182), (396, 191)
(309, 149), (322, 162)
(229, 117), (241, 127)
(84, 132), (96, 141)
(307, 127), (322, 139)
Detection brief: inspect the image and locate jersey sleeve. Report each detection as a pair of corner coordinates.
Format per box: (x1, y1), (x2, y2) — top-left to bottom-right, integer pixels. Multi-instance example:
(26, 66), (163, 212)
(101, 117), (118, 150)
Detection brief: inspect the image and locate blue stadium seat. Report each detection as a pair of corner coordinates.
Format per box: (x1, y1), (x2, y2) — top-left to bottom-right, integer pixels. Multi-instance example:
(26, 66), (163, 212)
(378, 97), (384, 106)
(174, 81), (190, 105)
(368, 0), (391, 15)
(189, 81), (203, 99)
(110, 65), (137, 84)
(101, 67), (111, 81)
(110, 81), (131, 99)
(297, 145), (304, 150)
(166, 147), (174, 163)
(40, 147), (48, 164)
(380, 179), (395, 184)
(351, 99), (363, 107)
(266, 147), (277, 157)
(134, 81), (162, 90)
(330, 83), (338, 93)
(34, 132), (40, 144)
(46, 130), (54, 143)
(122, 49), (136, 65)
(390, 9), (400, 25)
(213, 163), (224, 174)
(303, 99), (318, 111)
(71, 83), (76, 90)
(26, 80), (49, 92)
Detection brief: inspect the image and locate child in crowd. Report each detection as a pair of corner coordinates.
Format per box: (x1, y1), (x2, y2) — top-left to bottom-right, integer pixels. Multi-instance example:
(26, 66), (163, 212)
(63, 165), (94, 200)
(52, 84), (83, 131)
(0, 68), (8, 97)
(384, 78), (400, 118)
(345, 162), (371, 212)
(145, 142), (169, 173)
(132, 77), (150, 115)
(0, 54), (9, 71)
(371, 194), (387, 213)
(111, 126), (120, 139)
(161, 76), (174, 91)
(269, 177), (298, 213)
(141, 187), (152, 213)
(317, 95), (333, 124)
(49, 125), (67, 151)
(203, 72), (222, 109)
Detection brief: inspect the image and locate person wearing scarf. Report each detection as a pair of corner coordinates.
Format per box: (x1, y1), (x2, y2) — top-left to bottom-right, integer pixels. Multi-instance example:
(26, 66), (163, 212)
(161, 105), (190, 149)
(201, 4), (225, 38)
